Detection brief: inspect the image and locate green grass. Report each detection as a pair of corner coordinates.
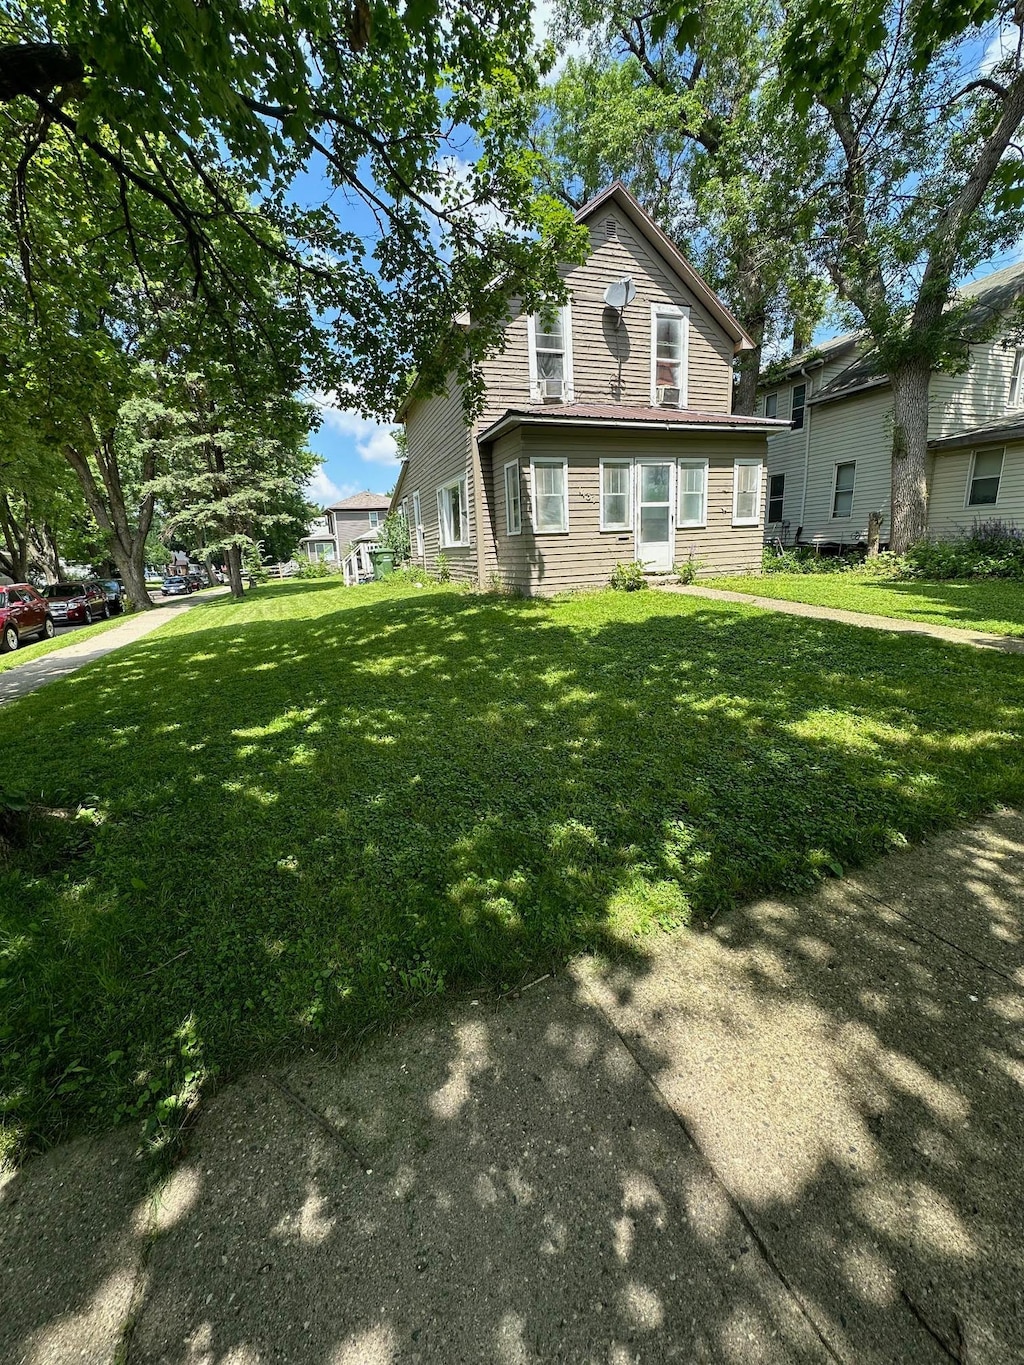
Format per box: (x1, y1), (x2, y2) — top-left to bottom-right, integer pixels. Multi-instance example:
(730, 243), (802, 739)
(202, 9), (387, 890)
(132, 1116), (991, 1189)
(2, 578), (1024, 1160)
(0, 614), (129, 675)
(707, 573), (1024, 638)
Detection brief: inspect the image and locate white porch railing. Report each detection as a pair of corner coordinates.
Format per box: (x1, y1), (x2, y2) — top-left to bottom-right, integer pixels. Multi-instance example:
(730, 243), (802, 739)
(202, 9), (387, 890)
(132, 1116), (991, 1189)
(342, 543), (374, 585)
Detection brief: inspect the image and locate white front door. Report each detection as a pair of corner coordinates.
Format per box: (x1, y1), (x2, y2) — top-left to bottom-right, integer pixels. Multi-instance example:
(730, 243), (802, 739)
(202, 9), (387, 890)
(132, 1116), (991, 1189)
(635, 460), (675, 571)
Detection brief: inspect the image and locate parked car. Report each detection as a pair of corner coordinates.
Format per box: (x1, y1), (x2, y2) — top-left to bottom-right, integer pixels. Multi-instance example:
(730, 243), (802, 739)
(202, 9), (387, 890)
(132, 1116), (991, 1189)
(185, 572), (206, 593)
(0, 583), (55, 652)
(101, 579), (127, 614)
(161, 576), (192, 596)
(41, 580), (109, 626)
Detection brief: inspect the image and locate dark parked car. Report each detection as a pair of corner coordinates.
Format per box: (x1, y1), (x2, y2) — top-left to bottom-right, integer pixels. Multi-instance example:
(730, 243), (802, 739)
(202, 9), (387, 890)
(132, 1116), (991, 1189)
(100, 579), (127, 614)
(41, 580), (109, 626)
(185, 572), (206, 593)
(0, 583), (55, 652)
(161, 575), (192, 596)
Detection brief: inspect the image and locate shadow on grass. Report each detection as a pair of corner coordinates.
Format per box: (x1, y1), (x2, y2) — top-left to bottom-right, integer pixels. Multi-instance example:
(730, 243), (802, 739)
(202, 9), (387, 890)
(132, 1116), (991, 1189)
(1, 583), (1023, 1161)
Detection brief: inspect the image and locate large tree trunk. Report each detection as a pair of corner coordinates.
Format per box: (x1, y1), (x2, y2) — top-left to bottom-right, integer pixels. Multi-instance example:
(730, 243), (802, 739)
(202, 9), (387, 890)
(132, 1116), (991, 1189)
(225, 544), (244, 598)
(888, 364), (931, 553)
(63, 436), (155, 610)
(0, 493), (30, 581)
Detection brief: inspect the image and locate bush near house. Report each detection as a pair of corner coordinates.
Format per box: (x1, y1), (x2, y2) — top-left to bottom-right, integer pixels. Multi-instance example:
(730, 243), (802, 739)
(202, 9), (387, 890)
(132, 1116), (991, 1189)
(903, 521), (1024, 581)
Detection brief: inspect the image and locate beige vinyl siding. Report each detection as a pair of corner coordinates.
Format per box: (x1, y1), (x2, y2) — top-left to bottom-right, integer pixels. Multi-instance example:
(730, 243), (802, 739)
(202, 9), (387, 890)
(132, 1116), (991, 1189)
(491, 428), (765, 595)
(478, 204), (735, 429)
(928, 442), (1024, 537)
(403, 377), (477, 584)
(332, 510), (378, 551)
(488, 433), (533, 590)
(929, 339), (1023, 439)
(798, 388), (893, 544)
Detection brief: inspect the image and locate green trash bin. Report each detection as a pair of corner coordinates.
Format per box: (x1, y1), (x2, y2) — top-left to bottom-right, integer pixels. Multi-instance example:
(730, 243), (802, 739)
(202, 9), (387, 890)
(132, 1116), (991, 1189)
(370, 548), (395, 580)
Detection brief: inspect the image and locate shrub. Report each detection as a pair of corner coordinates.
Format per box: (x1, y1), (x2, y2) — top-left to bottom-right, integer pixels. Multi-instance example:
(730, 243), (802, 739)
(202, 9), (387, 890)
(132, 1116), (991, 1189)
(674, 553), (705, 585)
(376, 511), (410, 563)
(762, 546), (869, 575)
(610, 560), (648, 591)
(296, 556), (338, 579)
(903, 520), (1024, 580)
(434, 552), (451, 583)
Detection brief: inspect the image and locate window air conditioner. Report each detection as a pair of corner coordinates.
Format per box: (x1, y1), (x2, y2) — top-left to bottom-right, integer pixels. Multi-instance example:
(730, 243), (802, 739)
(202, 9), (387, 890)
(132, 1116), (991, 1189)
(656, 385), (681, 407)
(540, 377), (564, 402)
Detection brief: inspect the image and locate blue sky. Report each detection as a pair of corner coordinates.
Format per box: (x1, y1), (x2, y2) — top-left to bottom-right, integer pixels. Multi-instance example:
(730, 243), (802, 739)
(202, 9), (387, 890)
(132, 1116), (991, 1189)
(304, 9), (1024, 506)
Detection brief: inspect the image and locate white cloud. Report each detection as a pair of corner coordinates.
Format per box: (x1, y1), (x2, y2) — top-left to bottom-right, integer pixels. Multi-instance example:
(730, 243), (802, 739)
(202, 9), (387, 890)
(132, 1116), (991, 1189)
(305, 467), (356, 505)
(980, 22), (1021, 74)
(314, 394), (402, 466)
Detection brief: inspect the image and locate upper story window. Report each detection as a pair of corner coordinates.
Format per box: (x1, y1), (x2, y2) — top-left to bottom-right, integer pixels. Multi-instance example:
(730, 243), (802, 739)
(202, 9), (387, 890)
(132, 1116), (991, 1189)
(651, 304), (689, 408)
(967, 447), (1003, 506)
(368, 510), (381, 527)
(791, 383), (806, 430)
(1008, 349), (1024, 408)
(764, 392), (779, 419)
(529, 305), (574, 403)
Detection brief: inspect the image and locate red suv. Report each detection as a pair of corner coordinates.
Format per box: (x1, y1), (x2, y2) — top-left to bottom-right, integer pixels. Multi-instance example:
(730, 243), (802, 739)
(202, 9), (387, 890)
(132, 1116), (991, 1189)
(0, 583), (56, 652)
(40, 580), (110, 627)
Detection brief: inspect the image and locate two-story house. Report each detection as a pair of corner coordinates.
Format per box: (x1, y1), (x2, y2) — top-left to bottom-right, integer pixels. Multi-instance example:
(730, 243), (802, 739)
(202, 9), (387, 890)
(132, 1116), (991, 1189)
(757, 260), (1024, 547)
(390, 183), (789, 595)
(298, 491), (392, 564)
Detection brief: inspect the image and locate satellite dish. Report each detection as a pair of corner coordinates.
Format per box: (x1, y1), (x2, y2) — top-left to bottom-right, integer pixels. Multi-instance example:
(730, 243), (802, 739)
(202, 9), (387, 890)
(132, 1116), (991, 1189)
(603, 277), (636, 310)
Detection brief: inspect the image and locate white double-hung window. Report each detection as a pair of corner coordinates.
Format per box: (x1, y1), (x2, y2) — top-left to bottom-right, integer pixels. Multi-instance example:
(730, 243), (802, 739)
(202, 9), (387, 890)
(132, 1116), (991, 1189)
(504, 460), (522, 535)
(732, 458), (762, 526)
(967, 448), (1003, 507)
(531, 457), (569, 533)
(678, 458), (708, 528)
(529, 305), (574, 403)
(411, 490), (424, 556)
(832, 461), (856, 518)
(651, 304), (689, 407)
(600, 460), (631, 530)
(437, 476), (470, 547)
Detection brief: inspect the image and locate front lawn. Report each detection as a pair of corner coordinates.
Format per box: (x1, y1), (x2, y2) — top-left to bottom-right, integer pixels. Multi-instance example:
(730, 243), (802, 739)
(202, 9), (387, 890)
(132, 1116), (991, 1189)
(707, 573), (1024, 638)
(0, 614), (127, 676)
(3, 578), (1023, 1159)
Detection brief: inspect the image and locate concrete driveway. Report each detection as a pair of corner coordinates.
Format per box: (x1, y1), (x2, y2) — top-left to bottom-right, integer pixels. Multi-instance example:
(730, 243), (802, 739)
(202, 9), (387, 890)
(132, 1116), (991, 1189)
(2, 810), (1021, 1364)
(0, 590), (225, 707)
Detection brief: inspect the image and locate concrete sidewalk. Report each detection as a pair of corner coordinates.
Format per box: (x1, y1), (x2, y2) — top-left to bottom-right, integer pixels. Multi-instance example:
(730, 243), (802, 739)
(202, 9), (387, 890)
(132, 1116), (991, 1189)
(659, 582), (1024, 653)
(0, 590), (227, 707)
(3, 812), (1022, 1364)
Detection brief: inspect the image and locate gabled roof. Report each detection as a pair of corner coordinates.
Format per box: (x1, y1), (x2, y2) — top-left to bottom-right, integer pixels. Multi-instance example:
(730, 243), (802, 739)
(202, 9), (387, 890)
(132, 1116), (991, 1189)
(327, 491), (391, 511)
(478, 402), (788, 445)
(761, 331), (862, 386)
(579, 184), (754, 354)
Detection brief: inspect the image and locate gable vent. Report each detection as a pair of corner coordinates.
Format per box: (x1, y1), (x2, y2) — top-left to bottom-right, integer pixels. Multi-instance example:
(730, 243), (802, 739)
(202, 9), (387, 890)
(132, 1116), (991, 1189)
(604, 217), (617, 240)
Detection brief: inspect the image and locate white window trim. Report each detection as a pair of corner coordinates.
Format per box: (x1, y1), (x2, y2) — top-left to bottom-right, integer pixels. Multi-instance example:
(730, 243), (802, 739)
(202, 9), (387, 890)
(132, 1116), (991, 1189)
(764, 392), (779, 419)
(964, 446), (1004, 509)
(504, 459), (523, 536)
(831, 461), (856, 519)
(732, 458), (762, 527)
(1009, 349), (1024, 409)
(650, 303), (690, 408)
(677, 457), (708, 529)
(436, 475), (470, 548)
(411, 490), (424, 557)
(599, 458), (632, 531)
(530, 456), (570, 534)
(527, 304), (574, 403)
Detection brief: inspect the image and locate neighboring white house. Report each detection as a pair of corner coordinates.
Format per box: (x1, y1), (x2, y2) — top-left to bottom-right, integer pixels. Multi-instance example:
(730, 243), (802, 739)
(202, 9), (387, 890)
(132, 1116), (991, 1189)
(757, 260), (1024, 546)
(298, 492), (392, 563)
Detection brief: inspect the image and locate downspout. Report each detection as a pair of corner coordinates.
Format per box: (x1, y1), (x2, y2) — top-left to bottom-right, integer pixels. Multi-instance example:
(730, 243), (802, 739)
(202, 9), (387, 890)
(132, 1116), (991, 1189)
(470, 431), (488, 591)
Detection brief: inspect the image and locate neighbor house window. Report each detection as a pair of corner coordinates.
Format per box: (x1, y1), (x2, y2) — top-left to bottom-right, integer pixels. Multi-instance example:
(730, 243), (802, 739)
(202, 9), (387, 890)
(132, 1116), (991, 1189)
(436, 476), (470, 547)
(1008, 350), (1024, 408)
(832, 461), (856, 517)
(529, 306), (573, 403)
(791, 383), (806, 430)
(732, 459), (762, 526)
(768, 472), (785, 522)
(504, 460), (522, 535)
(531, 457), (569, 533)
(651, 305), (688, 407)
(678, 459), (708, 528)
(600, 460), (632, 530)
(411, 490), (424, 556)
(368, 510), (381, 527)
(967, 447), (1003, 506)
(764, 392), (779, 418)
